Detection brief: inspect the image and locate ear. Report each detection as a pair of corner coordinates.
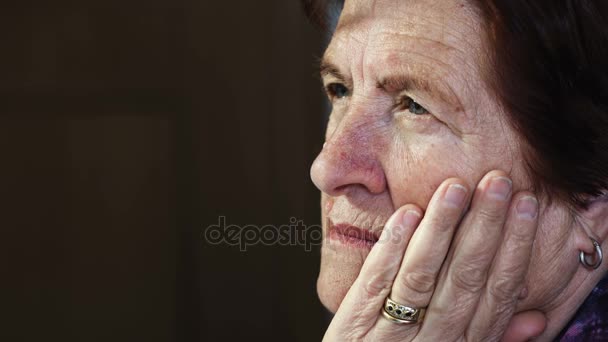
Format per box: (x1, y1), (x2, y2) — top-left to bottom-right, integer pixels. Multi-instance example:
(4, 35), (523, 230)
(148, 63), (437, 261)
(574, 195), (608, 254)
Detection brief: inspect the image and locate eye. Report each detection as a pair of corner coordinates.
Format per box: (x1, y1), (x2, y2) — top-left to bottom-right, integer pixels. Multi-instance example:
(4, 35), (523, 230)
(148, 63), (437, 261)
(326, 83), (350, 99)
(397, 96), (429, 115)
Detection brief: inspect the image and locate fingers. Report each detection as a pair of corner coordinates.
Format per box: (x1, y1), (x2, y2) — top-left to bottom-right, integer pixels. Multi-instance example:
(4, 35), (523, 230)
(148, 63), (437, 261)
(373, 179), (469, 339)
(466, 192), (540, 341)
(390, 180), (469, 308)
(418, 170), (514, 339)
(326, 169), (540, 342)
(324, 205), (422, 340)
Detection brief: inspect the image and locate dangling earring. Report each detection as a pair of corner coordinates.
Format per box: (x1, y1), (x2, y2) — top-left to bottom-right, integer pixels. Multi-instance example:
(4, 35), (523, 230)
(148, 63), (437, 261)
(580, 238), (603, 269)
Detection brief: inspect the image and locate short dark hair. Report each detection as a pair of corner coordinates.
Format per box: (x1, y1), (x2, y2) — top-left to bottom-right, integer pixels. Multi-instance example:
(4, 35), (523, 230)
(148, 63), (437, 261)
(302, 0), (608, 209)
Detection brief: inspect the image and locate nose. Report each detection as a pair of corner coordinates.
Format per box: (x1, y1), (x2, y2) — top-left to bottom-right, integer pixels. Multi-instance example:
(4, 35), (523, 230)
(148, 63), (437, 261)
(310, 125), (387, 197)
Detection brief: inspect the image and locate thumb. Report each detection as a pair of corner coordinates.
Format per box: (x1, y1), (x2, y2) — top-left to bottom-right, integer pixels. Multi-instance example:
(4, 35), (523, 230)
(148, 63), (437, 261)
(501, 310), (547, 342)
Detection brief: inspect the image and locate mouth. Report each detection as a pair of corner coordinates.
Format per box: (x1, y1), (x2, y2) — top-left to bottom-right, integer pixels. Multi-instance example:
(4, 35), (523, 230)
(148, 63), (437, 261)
(328, 220), (381, 249)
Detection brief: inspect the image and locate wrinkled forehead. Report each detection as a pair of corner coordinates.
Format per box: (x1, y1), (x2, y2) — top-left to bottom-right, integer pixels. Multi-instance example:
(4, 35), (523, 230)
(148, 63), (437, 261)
(325, 0), (492, 126)
(332, 0), (484, 53)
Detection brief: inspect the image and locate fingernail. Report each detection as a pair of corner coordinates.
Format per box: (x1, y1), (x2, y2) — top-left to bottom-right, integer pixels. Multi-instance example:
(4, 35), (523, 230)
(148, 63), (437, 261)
(517, 196), (538, 220)
(445, 184), (467, 207)
(488, 176), (512, 201)
(402, 209), (421, 227)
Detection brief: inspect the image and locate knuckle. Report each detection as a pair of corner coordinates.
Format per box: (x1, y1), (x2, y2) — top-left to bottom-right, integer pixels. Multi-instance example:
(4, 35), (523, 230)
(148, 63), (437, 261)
(362, 273), (393, 298)
(430, 211), (460, 232)
(399, 268), (437, 295)
(487, 274), (519, 303)
(450, 263), (487, 294)
(488, 261), (526, 301)
(343, 325), (366, 341)
(475, 206), (505, 224)
(507, 225), (534, 248)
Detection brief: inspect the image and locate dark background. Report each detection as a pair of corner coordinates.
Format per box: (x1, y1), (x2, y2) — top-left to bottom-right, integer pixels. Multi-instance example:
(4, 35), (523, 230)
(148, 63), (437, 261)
(0, 1), (329, 341)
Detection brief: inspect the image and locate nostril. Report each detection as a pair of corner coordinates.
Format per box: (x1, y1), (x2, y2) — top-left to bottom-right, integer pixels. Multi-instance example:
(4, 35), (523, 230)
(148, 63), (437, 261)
(333, 184), (349, 194)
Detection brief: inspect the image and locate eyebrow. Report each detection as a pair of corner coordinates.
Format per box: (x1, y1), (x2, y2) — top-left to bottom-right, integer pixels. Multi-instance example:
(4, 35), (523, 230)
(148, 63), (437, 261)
(378, 75), (459, 107)
(320, 59), (462, 110)
(334, 14), (365, 37)
(319, 60), (349, 85)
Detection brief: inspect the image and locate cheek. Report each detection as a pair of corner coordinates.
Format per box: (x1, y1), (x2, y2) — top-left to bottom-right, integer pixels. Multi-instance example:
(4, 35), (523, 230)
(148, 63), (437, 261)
(383, 133), (476, 210)
(518, 207), (578, 312)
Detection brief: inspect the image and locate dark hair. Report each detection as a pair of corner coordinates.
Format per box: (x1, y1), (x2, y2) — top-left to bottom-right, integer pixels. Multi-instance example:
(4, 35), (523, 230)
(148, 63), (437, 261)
(302, 0), (608, 209)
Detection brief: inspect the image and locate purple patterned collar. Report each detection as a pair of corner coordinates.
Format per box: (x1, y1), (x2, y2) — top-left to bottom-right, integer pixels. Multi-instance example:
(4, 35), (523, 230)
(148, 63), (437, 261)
(557, 274), (608, 341)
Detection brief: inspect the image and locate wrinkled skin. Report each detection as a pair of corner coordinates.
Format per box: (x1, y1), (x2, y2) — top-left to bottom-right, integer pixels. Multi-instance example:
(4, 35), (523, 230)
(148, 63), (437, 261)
(310, 0), (608, 340)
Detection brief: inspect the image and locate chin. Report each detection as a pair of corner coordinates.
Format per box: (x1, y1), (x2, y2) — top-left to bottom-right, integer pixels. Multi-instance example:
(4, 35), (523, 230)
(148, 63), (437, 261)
(317, 274), (344, 313)
(316, 242), (369, 313)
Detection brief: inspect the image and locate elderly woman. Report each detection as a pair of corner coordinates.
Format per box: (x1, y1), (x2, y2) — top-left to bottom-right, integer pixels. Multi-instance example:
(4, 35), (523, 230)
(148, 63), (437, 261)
(303, 0), (608, 340)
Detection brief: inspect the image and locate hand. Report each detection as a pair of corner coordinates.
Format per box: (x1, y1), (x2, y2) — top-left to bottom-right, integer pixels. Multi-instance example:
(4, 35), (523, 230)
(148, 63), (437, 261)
(323, 170), (547, 341)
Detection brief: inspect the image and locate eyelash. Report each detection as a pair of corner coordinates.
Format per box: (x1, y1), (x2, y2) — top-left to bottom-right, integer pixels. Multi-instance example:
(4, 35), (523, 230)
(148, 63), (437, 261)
(324, 82), (429, 116)
(325, 83), (350, 100)
(396, 96), (429, 115)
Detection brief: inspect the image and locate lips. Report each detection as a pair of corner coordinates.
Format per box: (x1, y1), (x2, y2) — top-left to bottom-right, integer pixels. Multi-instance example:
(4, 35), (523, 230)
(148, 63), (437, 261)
(328, 220), (381, 249)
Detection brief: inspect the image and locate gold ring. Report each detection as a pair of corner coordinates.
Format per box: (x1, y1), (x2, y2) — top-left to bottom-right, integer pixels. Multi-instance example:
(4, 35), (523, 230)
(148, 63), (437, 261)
(381, 297), (426, 325)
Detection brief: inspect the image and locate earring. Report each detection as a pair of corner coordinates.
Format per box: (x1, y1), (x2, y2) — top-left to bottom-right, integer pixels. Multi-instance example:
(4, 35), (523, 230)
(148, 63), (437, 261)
(580, 238), (603, 270)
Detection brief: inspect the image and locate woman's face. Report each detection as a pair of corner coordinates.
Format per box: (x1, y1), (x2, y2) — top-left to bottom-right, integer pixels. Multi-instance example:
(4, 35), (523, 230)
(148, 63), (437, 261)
(310, 0), (579, 314)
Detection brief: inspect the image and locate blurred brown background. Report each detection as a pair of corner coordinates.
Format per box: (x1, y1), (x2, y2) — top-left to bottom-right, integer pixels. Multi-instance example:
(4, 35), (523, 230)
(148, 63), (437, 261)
(0, 1), (329, 341)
